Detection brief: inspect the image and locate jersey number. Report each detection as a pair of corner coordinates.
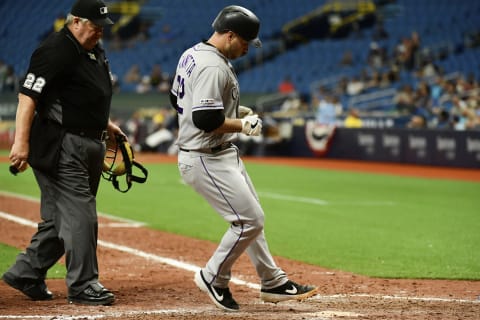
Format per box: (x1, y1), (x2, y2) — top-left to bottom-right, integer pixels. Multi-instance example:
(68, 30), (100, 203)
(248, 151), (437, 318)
(173, 75), (185, 114)
(23, 73), (46, 93)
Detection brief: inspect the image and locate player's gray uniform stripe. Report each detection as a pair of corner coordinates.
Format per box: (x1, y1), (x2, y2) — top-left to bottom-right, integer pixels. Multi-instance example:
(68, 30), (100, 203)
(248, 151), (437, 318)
(200, 153), (244, 284)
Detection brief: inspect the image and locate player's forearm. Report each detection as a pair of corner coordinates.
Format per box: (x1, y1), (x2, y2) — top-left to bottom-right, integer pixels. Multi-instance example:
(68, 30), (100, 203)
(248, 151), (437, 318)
(212, 117), (243, 134)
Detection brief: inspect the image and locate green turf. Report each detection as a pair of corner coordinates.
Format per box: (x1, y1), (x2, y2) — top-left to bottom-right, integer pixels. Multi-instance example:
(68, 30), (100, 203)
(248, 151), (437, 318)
(0, 243), (65, 278)
(0, 162), (479, 280)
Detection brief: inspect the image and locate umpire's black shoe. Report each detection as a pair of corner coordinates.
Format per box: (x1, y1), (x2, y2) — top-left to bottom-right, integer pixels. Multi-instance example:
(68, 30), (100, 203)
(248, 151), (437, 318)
(68, 283), (115, 306)
(260, 280), (318, 303)
(194, 270), (239, 312)
(2, 272), (53, 300)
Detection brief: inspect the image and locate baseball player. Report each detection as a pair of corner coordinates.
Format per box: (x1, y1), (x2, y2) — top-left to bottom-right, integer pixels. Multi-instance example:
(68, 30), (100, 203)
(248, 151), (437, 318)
(170, 5), (318, 311)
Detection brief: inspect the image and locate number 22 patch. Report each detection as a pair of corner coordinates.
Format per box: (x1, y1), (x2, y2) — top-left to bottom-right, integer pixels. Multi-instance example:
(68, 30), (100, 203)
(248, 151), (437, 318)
(23, 73), (46, 93)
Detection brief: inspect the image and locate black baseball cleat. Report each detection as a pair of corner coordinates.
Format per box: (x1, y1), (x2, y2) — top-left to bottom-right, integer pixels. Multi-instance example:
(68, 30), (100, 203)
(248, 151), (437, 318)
(194, 270), (239, 311)
(2, 272), (53, 301)
(68, 283), (115, 306)
(260, 280), (318, 303)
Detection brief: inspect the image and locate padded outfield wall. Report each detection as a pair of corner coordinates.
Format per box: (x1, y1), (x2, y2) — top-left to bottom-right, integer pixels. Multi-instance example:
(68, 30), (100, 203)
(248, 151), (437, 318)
(280, 124), (480, 168)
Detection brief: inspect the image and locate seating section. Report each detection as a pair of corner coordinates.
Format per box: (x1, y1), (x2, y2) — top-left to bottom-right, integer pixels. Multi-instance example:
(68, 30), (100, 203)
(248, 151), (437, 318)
(1, 0), (479, 102)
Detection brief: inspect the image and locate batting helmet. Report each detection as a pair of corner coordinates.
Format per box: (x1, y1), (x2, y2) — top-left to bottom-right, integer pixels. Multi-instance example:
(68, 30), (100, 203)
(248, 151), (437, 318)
(212, 5), (262, 48)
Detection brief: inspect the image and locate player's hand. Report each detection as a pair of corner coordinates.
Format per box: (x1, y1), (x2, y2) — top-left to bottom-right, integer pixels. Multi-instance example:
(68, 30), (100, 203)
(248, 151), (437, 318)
(238, 105), (253, 118)
(241, 114), (262, 136)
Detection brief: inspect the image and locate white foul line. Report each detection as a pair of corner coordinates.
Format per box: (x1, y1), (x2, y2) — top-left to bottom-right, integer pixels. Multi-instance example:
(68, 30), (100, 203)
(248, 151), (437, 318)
(0, 191), (145, 228)
(258, 191), (395, 206)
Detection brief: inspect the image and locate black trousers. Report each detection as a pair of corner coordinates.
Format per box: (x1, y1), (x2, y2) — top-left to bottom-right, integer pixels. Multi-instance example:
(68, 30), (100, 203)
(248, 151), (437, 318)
(6, 132), (105, 296)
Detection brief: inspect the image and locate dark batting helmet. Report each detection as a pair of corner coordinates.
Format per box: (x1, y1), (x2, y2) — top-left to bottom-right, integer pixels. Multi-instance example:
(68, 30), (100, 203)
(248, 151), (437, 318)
(212, 5), (262, 48)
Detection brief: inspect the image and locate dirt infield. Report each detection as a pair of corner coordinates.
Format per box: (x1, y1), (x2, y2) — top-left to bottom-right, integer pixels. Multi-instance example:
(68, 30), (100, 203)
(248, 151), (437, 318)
(1, 154), (479, 319)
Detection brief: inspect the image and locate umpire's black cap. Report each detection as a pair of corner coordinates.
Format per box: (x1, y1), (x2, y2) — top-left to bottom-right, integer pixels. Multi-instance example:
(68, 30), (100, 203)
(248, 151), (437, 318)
(71, 0), (114, 26)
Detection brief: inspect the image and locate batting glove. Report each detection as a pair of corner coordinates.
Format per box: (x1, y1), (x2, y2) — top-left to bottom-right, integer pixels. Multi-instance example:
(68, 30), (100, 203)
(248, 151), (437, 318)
(238, 105), (253, 118)
(241, 114), (262, 136)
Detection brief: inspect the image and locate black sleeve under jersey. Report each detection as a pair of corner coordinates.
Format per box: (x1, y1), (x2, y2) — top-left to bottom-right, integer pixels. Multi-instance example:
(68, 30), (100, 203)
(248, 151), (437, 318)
(193, 109), (225, 133)
(169, 91), (178, 111)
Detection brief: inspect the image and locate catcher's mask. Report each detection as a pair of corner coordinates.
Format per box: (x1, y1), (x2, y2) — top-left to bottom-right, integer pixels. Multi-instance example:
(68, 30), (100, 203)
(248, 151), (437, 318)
(102, 134), (148, 192)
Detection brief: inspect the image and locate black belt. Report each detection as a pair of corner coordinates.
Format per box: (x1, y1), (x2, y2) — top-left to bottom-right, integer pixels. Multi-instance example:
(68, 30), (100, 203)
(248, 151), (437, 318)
(180, 142), (233, 154)
(66, 127), (108, 141)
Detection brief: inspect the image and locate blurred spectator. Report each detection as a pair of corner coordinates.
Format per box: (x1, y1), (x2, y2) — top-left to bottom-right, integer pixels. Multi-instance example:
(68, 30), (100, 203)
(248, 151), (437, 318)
(278, 75), (296, 94)
(434, 109), (451, 129)
(394, 32), (420, 71)
(346, 76), (365, 96)
(159, 24), (178, 43)
(123, 63), (141, 84)
(372, 21), (389, 41)
(53, 13), (66, 32)
(413, 81), (433, 115)
(451, 114), (466, 130)
(135, 20), (151, 42)
(108, 33), (124, 51)
(430, 76), (445, 105)
(449, 96), (477, 130)
(0, 59), (8, 92)
(344, 108), (363, 128)
(438, 81), (457, 110)
(144, 109), (175, 152)
(379, 71), (392, 88)
(393, 84), (415, 114)
(136, 75), (152, 94)
(406, 114), (427, 129)
(416, 58), (439, 79)
(339, 50), (354, 66)
(149, 64), (171, 93)
(2, 65), (18, 92)
(455, 75), (474, 94)
(315, 94), (338, 125)
(111, 73), (121, 93)
(367, 42), (386, 69)
(331, 95), (343, 116)
(334, 76), (349, 95)
(279, 94), (309, 115)
(365, 70), (381, 89)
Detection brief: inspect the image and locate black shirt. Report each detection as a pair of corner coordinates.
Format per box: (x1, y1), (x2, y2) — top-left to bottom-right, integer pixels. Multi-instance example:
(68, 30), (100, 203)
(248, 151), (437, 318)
(20, 27), (112, 130)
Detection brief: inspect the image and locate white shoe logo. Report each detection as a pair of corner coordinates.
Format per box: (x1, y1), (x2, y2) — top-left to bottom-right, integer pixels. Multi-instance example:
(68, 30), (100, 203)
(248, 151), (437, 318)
(285, 285), (298, 294)
(212, 287), (224, 302)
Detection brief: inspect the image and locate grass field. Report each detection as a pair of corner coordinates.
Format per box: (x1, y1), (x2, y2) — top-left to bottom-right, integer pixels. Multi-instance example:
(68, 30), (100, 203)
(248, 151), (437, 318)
(1, 161), (479, 280)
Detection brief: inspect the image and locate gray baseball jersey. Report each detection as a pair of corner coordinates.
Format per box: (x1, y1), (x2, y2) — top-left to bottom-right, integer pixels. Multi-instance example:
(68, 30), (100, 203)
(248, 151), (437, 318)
(171, 42), (238, 150)
(171, 42), (288, 289)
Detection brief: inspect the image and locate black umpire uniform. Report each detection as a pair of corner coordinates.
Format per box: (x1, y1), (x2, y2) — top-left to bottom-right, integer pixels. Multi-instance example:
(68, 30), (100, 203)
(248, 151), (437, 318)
(3, 0), (119, 306)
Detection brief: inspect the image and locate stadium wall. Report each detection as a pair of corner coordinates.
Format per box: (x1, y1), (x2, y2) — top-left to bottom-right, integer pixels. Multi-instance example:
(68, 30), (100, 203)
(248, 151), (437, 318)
(281, 125), (480, 168)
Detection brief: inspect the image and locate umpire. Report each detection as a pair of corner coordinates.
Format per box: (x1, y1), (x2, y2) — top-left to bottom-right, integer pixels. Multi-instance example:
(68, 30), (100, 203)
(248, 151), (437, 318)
(3, 0), (125, 305)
